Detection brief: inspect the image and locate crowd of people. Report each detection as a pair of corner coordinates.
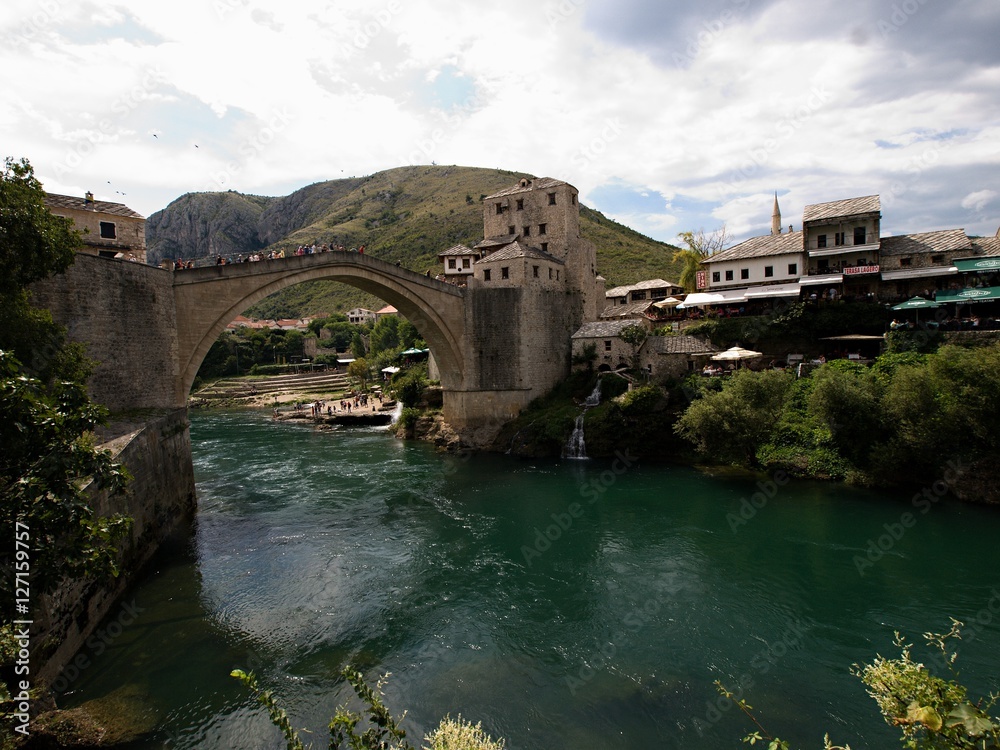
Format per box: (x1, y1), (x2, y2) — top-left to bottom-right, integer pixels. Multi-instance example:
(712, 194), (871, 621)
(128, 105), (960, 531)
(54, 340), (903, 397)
(174, 243), (367, 269)
(274, 391), (384, 419)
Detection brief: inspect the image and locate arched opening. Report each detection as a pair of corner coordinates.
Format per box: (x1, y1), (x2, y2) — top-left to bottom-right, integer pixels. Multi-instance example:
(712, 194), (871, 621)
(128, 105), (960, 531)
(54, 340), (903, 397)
(173, 257), (466, 404)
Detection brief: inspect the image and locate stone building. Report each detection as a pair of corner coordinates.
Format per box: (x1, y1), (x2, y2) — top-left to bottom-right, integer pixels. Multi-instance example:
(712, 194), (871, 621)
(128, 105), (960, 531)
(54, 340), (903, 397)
(437, 244), (479, 284)
(45, 191), (146, 263)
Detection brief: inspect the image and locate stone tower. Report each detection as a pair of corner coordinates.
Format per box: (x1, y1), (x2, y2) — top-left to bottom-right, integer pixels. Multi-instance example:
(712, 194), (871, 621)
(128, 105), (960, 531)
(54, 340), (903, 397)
(771, 192), (782, 236)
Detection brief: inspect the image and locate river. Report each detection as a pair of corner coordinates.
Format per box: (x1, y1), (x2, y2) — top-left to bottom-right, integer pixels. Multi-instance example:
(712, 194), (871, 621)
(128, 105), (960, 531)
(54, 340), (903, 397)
(64, 410), (1000, 749)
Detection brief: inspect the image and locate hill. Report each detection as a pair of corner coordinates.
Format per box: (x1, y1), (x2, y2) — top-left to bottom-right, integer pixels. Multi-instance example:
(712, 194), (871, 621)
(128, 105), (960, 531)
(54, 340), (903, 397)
(147, 165), (682, 318)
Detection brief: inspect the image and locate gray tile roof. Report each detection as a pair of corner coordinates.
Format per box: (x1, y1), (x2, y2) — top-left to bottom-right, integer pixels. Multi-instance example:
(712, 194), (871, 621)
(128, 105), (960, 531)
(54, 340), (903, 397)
(600, 301), (653, 319)
(702, 230), (804, 264)
(475, 234), (519, 250)
(969, 235), (1000, 257)
(803, 195), (880, 223)
(437, 244), (477, 257)
(45, 192), (145, 220)
(571, 319), (645, 339)
(643, 335), (718, 355)
(879, 229), (972, 256)
(605, 278), (681, 297)
(484, 177), (570, 200)
(474, 240), (564, 265)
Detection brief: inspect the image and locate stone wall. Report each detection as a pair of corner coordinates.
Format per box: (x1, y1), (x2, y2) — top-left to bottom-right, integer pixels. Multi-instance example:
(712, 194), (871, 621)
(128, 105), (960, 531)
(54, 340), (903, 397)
(30, 253), (182, 412)
(35, 409), (196, 689)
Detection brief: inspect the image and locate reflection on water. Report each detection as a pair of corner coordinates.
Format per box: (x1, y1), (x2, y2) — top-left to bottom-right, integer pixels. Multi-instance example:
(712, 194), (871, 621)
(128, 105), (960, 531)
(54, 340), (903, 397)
(64, 411), (1000, 749)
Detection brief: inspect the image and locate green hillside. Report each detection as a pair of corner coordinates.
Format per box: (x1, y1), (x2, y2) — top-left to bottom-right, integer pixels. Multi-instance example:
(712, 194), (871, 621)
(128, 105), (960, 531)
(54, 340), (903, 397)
(148, 165), (682, 319)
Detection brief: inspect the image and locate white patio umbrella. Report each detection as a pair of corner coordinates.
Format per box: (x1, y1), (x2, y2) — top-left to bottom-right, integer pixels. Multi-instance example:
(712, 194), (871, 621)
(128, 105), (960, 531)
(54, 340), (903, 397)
(711, 346), (763, 364)
(653, 297), (682, 309)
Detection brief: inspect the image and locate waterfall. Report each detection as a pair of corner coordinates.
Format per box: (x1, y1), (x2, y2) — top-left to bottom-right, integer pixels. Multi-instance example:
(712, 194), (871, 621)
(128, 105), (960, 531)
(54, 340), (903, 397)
(562, 379), (603, 460)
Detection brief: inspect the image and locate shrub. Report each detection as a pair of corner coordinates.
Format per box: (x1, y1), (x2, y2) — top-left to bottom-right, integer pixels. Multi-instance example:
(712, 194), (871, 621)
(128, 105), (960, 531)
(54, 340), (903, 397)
(423, 716), (505, 750)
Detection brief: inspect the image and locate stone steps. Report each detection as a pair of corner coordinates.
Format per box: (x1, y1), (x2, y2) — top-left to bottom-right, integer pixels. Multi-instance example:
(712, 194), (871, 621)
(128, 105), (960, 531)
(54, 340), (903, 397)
(196, 371), (351, 397)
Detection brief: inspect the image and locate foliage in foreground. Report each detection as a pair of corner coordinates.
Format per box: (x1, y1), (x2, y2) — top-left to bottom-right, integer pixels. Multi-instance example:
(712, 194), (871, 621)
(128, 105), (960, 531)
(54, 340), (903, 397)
(723, 620), (1000, 750)
(232, 667), (506, 750)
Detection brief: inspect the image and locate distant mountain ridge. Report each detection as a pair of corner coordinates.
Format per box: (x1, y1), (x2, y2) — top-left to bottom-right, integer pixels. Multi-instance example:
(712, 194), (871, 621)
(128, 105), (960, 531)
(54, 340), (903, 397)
(147, 165), (682, 318)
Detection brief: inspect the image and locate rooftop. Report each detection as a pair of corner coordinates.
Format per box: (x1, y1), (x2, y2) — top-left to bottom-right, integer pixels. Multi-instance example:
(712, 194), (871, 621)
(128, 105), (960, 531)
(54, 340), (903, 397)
(438, 244), (477, 257)
(484, 177), (570, 200)
(600, 301), (654, 319)
(803, 195), (880, 223)
(45, 192), (145, 220)
(643, 335), (718, 355)
(474, 240), (564, 265)
(879, 229), (972, 256)
(571, 319), (644, 339)
(703, 230), (804, 264)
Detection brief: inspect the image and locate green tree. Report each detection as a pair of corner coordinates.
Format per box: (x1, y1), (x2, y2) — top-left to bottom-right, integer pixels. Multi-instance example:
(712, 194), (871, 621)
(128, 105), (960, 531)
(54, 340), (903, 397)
(370, 315), (401, 354)
(347, 357), (371, 391)
(675, 369), (793, 467)
(807, 362), (884, 466)
(672, 227), (729, 292)
(618, 323), (648, 371)
(351, 331), (367, 358)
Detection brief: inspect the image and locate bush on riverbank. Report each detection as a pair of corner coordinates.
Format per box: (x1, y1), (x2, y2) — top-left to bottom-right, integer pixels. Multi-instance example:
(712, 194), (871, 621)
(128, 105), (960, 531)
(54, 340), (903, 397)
(674, 343), (1000, 500)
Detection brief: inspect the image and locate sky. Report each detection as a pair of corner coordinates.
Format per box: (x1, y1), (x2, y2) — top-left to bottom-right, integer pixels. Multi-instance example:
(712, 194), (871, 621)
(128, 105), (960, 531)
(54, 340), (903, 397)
(3, 0), (999, 247)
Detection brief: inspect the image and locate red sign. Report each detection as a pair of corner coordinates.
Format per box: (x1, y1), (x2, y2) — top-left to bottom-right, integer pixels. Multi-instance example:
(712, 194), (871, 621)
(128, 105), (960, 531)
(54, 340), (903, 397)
(696, 270), (708, 289)
(843, 265), (880, 275)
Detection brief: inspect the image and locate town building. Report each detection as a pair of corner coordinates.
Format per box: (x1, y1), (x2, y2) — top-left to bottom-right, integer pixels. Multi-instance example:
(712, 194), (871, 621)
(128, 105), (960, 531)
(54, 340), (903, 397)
(375, 304), (398, 320)
(437, 244), (479, 284)
(347, 307), (376, 325)
(45, 191), (147, 263)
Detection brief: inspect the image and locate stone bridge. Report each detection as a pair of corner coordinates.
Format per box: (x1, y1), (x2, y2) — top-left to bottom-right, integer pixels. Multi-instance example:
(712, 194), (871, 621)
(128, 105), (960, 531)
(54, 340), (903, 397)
(172, 252), (467, 402)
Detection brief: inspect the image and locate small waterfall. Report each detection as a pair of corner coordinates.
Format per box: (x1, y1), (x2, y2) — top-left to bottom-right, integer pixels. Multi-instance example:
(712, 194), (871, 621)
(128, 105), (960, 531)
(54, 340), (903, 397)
(389, 400), (404, 426)
(562, 379), (603, 460)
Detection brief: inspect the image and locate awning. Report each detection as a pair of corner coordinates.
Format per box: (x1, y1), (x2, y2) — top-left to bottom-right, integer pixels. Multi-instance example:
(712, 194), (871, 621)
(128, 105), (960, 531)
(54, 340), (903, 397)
(400, 348), (428, 356)
(953, 257), (1000, 273)
(799, 273), (843, 286)
(653, 296), (682, 308)
(337, 358), (356, 364)
(935, 286), (1000, 304)
(881, 266), (958, 281)
(745, 283), (801, 299)
(381, 366), (401, 374)
(677, 288), (748, 309)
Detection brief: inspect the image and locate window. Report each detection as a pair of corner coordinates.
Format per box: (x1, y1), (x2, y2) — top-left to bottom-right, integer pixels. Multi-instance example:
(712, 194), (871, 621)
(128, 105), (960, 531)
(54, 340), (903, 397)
(740, 268), (750, 280)
(501, 266), (510, 279)
(523, 226), (530, 237)
(931, 254), (945, 263)
(835, 232), (845, 246)
(483, 269), (491, 281)
(712, 271), (721, 283)
(533, 265), (539, 278)
(495, 203), (504, 215)
(788, 263), (797, 275)
(900, 258), (912, 267)
(854, 226), (866, 245)
(725, 270), (734, 281)
(99, 221), (117, 239)
(539, 223), (547, 235)
(549, 268), (553, 279)
(817, 234), (827, 248)
(462, 258), (470, 268)
(631, 290), (646, 301)
(448, 259), (457, 269)
(571, 194), (577, 205)
(604, 340), (612, 351)
(764, 266), (774, 278)
(556, 270), (560, 280)
(818, 258), (830, 271)
(540, 242), (548, 253)
(548, 193), (556, 205)
(516, 199), (524, 211)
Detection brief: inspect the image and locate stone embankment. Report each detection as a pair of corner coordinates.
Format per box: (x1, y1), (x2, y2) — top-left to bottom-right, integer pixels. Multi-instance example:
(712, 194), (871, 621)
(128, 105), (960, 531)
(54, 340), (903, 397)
(190, 370), (352, 407)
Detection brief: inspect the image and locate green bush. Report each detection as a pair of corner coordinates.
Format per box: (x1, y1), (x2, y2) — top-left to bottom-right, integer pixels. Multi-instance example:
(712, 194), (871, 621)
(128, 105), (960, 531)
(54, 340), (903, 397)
(424, 716), (505, 750)
(617, 384), (662, 416)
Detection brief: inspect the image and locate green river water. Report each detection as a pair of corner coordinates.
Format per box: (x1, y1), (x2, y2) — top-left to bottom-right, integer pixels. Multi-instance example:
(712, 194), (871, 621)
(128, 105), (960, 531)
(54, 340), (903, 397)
(63, 410), (1000, 749)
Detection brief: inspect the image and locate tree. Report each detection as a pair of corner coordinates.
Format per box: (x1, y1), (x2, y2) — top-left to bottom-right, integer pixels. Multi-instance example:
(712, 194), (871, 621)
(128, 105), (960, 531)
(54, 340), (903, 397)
(347, 357), (371, 391)
(618, 323), (648, 371)
(672, 227), (729, 292)
(369, 315), (401, 354)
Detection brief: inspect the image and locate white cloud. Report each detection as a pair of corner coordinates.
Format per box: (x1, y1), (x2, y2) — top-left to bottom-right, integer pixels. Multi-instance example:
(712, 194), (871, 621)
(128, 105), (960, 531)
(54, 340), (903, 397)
(0, 0), (997, 242)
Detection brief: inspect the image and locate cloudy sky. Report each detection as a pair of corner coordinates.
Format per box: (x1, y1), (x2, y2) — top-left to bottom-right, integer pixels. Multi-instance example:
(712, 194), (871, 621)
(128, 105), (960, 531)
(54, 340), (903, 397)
(3, 0), (998, 246)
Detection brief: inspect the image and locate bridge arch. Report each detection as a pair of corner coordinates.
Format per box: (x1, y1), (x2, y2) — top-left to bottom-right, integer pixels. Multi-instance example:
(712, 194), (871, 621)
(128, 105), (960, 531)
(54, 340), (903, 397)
(172, 254), (467, 402)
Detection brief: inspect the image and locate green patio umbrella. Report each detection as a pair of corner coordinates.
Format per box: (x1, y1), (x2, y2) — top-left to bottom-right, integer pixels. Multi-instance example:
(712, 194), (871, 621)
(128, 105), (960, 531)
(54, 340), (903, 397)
(891, 297), (941, 310)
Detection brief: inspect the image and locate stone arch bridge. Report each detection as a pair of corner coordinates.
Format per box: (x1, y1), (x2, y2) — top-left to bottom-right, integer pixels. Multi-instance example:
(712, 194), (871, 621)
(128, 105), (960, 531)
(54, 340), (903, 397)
(172, 252), (466, 402)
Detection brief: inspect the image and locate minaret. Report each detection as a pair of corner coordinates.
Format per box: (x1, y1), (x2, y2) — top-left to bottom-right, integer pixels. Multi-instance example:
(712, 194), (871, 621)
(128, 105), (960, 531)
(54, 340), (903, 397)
(771, 192), (782, 235)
